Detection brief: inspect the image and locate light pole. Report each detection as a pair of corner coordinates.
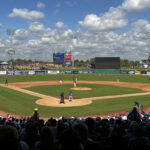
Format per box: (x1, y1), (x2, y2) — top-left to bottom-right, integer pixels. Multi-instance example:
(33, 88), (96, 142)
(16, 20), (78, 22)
(8, 49), (15, 70)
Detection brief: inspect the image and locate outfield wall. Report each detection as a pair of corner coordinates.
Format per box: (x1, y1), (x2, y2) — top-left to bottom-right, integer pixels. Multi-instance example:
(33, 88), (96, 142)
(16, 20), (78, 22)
(0, 69), (150, 75)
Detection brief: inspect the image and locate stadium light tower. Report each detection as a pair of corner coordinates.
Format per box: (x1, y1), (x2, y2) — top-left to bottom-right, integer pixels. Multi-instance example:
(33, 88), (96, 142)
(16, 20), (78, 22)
(70, 34), (78, 68)
(6, 28), (16, 70)
(147, 52), (150, 68)
(8, 49), (15, 69)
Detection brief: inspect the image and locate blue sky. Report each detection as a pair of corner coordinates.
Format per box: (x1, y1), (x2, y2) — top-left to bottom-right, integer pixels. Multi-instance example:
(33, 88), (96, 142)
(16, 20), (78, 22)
(0, 0), (150, 61)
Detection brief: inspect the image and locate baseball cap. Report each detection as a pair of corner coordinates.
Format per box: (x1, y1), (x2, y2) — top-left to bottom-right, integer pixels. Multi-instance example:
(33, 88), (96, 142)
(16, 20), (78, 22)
(34, 108), (38, 111)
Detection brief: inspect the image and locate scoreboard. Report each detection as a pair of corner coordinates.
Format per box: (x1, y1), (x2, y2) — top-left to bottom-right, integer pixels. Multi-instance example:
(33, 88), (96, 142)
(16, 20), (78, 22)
(95, 57), (120, 69)
(53, 52), (72, 65)
(53, 53), (65, 64)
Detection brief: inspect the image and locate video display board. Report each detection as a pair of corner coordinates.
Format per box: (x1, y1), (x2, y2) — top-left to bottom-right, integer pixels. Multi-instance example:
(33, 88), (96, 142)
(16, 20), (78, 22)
(65, 53), (71, 61)
(53, 53), (65, 64)
(65, 52), (71, 65)
(95, 57), (120, 69)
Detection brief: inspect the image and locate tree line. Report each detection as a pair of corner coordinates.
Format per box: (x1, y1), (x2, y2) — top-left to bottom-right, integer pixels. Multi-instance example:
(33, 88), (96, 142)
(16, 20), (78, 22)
(0, 58), (149, 68)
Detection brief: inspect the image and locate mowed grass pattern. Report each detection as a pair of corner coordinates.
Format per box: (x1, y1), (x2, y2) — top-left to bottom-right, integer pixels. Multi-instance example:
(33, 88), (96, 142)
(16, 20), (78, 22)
(25, 84), (144, 98)
(1, 85), (150, 117)
(0, 74), (150, 117)
(0, 74), (150, 83)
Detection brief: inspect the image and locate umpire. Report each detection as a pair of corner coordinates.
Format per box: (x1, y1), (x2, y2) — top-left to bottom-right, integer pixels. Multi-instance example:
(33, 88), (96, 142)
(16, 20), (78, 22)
(60, 92), (65, 104)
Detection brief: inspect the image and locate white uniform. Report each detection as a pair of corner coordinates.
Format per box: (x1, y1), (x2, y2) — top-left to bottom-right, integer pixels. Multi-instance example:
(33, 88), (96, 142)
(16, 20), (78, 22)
(60, 79), (63, 85)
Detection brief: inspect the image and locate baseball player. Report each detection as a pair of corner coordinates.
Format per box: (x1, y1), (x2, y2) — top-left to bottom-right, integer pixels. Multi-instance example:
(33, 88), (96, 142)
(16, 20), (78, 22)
(69, 91), (73, 102)
(116, 77), (119, 83)
(73, 78), (77, 87)
(5, 78), (8, 86)
(75, 76), (78, 81)
(59, 78), (63, 85)
(60, 92), (65, 104)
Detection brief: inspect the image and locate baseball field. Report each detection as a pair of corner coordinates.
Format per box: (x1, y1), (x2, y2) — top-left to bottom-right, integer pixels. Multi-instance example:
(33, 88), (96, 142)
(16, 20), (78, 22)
(0, 74), (150, 118)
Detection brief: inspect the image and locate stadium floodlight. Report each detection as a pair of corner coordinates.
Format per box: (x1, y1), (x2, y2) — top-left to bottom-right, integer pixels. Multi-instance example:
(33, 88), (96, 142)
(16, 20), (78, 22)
(8, 49), (15, 55)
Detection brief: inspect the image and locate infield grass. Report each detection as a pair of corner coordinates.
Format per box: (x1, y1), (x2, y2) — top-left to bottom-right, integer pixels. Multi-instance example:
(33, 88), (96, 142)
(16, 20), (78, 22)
(25, 84), (144, 98)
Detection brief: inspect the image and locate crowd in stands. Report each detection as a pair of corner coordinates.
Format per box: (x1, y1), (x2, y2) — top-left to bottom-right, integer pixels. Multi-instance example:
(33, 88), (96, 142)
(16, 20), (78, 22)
(0, 63), (63, 71)
(1, 106), (150, 150)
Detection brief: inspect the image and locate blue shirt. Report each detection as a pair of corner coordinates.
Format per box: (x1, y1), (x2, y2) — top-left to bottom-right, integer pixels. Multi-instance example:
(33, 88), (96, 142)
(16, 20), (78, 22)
(69, 91), (72, 96)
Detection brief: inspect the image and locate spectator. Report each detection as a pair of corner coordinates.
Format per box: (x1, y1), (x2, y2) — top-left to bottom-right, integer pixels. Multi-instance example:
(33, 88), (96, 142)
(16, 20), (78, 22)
(31, 108), (39, 122)
(0, 125), (29, 150)
(73, 123), (99, 150)
(34, 126), (54, 150)
(127, 107), (141, 122)
(58, 128), (84, 150)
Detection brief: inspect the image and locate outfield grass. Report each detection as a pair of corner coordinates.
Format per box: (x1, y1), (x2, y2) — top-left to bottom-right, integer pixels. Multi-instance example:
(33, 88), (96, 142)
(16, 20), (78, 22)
(0, 74), (150, 83)
(25, 84), (144, 98)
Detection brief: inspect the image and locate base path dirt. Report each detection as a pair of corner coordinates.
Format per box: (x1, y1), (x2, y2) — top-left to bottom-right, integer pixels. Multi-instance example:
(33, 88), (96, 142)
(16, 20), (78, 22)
(1, 80), (150, 116)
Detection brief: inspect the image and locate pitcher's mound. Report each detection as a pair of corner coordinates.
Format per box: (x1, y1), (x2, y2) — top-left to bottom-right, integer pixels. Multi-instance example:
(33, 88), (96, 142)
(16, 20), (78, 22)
(71, 87), (92, 90)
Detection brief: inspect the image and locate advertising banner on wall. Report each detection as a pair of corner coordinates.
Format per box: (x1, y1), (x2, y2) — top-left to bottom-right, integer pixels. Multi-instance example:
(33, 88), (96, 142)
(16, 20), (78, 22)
(141, 71), (147, 74)
(35, 71), (47, 75)
(120, 70), (129, 74)
(28, 71), (35, 75)
(48, 70), (60, 74)
(72, 70), (79, 74)
(88, 70), (94, 74)
(82, 70), (89, 74)
(135, 71), (141, 75)
(128, 70), (135, 75)
(0, 71), (7, 75)
(65, 70), (72, 74)
(14, 71), (22, 75)
(78, 70), (83, 74)
(7, 71), (15, 75)
(65, 61), (72, 65)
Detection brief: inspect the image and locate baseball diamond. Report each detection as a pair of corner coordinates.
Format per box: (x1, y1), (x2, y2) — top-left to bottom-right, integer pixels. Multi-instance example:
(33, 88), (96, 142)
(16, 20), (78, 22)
(0, 74), (150, 118)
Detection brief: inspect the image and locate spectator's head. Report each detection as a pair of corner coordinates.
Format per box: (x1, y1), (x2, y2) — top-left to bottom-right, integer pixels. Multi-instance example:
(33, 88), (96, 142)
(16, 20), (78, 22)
(85, 117), (96, 132)
(59, 128), (83, 150)
(133, 107), (137, 112)
(73, 123), (88, 142)
(110, 124), (125, 137)
(36, 126), (54, 150)
(41, 126), (54, 143)
(0, 125), (20, 150)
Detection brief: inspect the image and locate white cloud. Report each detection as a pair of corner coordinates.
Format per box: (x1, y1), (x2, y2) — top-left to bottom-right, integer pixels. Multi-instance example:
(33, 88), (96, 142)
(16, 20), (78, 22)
(1, 25), (150, 61)
(0, 43), (5, 47)
(0, 24), (2, 27)
(36, 2), (45, 9)
(122, 0), (150, 12)
(9, 8), (45, 20)
(79, 7), (128, 32)
(29, 22), (44, 36)
(29, 22), (44, 32)
(13, 29), (30, 40)
(27, 40), (42, 48)
(131, 19), (150, 33)
(56, 22), (67, 28)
